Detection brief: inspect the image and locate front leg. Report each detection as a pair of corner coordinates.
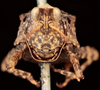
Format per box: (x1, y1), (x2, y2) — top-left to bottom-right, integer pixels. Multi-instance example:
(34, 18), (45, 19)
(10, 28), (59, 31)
(53, 52), (84, 88)
(69, 52), (84, 81)
(1, 43), (40, 87)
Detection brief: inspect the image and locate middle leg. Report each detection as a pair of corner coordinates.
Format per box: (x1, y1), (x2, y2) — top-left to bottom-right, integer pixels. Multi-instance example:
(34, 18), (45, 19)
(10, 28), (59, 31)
(51, 62), (78, 83)
(56, 62), (73, 88)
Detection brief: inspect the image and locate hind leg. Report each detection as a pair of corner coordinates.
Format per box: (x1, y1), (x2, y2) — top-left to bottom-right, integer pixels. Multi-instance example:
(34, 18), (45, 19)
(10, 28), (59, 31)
(79, 46), (99, 71)
(1, 44), (40, 87)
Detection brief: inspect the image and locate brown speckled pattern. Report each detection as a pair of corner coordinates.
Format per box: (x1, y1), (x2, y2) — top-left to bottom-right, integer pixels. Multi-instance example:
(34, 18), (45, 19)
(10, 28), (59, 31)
(1, 4), (99, 88)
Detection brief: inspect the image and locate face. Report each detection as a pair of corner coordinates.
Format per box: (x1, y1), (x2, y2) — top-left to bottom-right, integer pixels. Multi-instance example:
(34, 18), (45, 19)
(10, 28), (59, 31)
(27, 4), (66, 62)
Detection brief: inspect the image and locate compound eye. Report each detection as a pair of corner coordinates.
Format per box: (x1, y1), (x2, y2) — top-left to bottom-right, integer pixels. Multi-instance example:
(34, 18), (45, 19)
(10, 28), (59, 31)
(53, 7), (61, 21)
(31, 7), (39, 21)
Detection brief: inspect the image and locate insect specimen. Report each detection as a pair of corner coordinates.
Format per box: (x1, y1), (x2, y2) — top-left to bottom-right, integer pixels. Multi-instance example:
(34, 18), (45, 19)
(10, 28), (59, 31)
(1, 4), (99, 88)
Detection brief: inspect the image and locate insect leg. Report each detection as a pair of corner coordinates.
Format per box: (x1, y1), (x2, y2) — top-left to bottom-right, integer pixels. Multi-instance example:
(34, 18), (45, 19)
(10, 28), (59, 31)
(69, 53), (84, 81)
(51, 52), (84, 88)
(56, 46), (99, 88)
(51, 65), (78, 82)
(79, 46), (99, 71)
(1, 44), (40, 87)
(56, 62), (73, 88)
(1, 48), (15, 72)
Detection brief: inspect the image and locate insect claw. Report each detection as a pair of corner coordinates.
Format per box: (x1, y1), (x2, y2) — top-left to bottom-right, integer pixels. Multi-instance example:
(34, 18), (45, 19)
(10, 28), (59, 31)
(76, 77), (80, 82)
(76, 74), (84, 82)
(56, 82), (64, 88)
(36, 81), (41, 88)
